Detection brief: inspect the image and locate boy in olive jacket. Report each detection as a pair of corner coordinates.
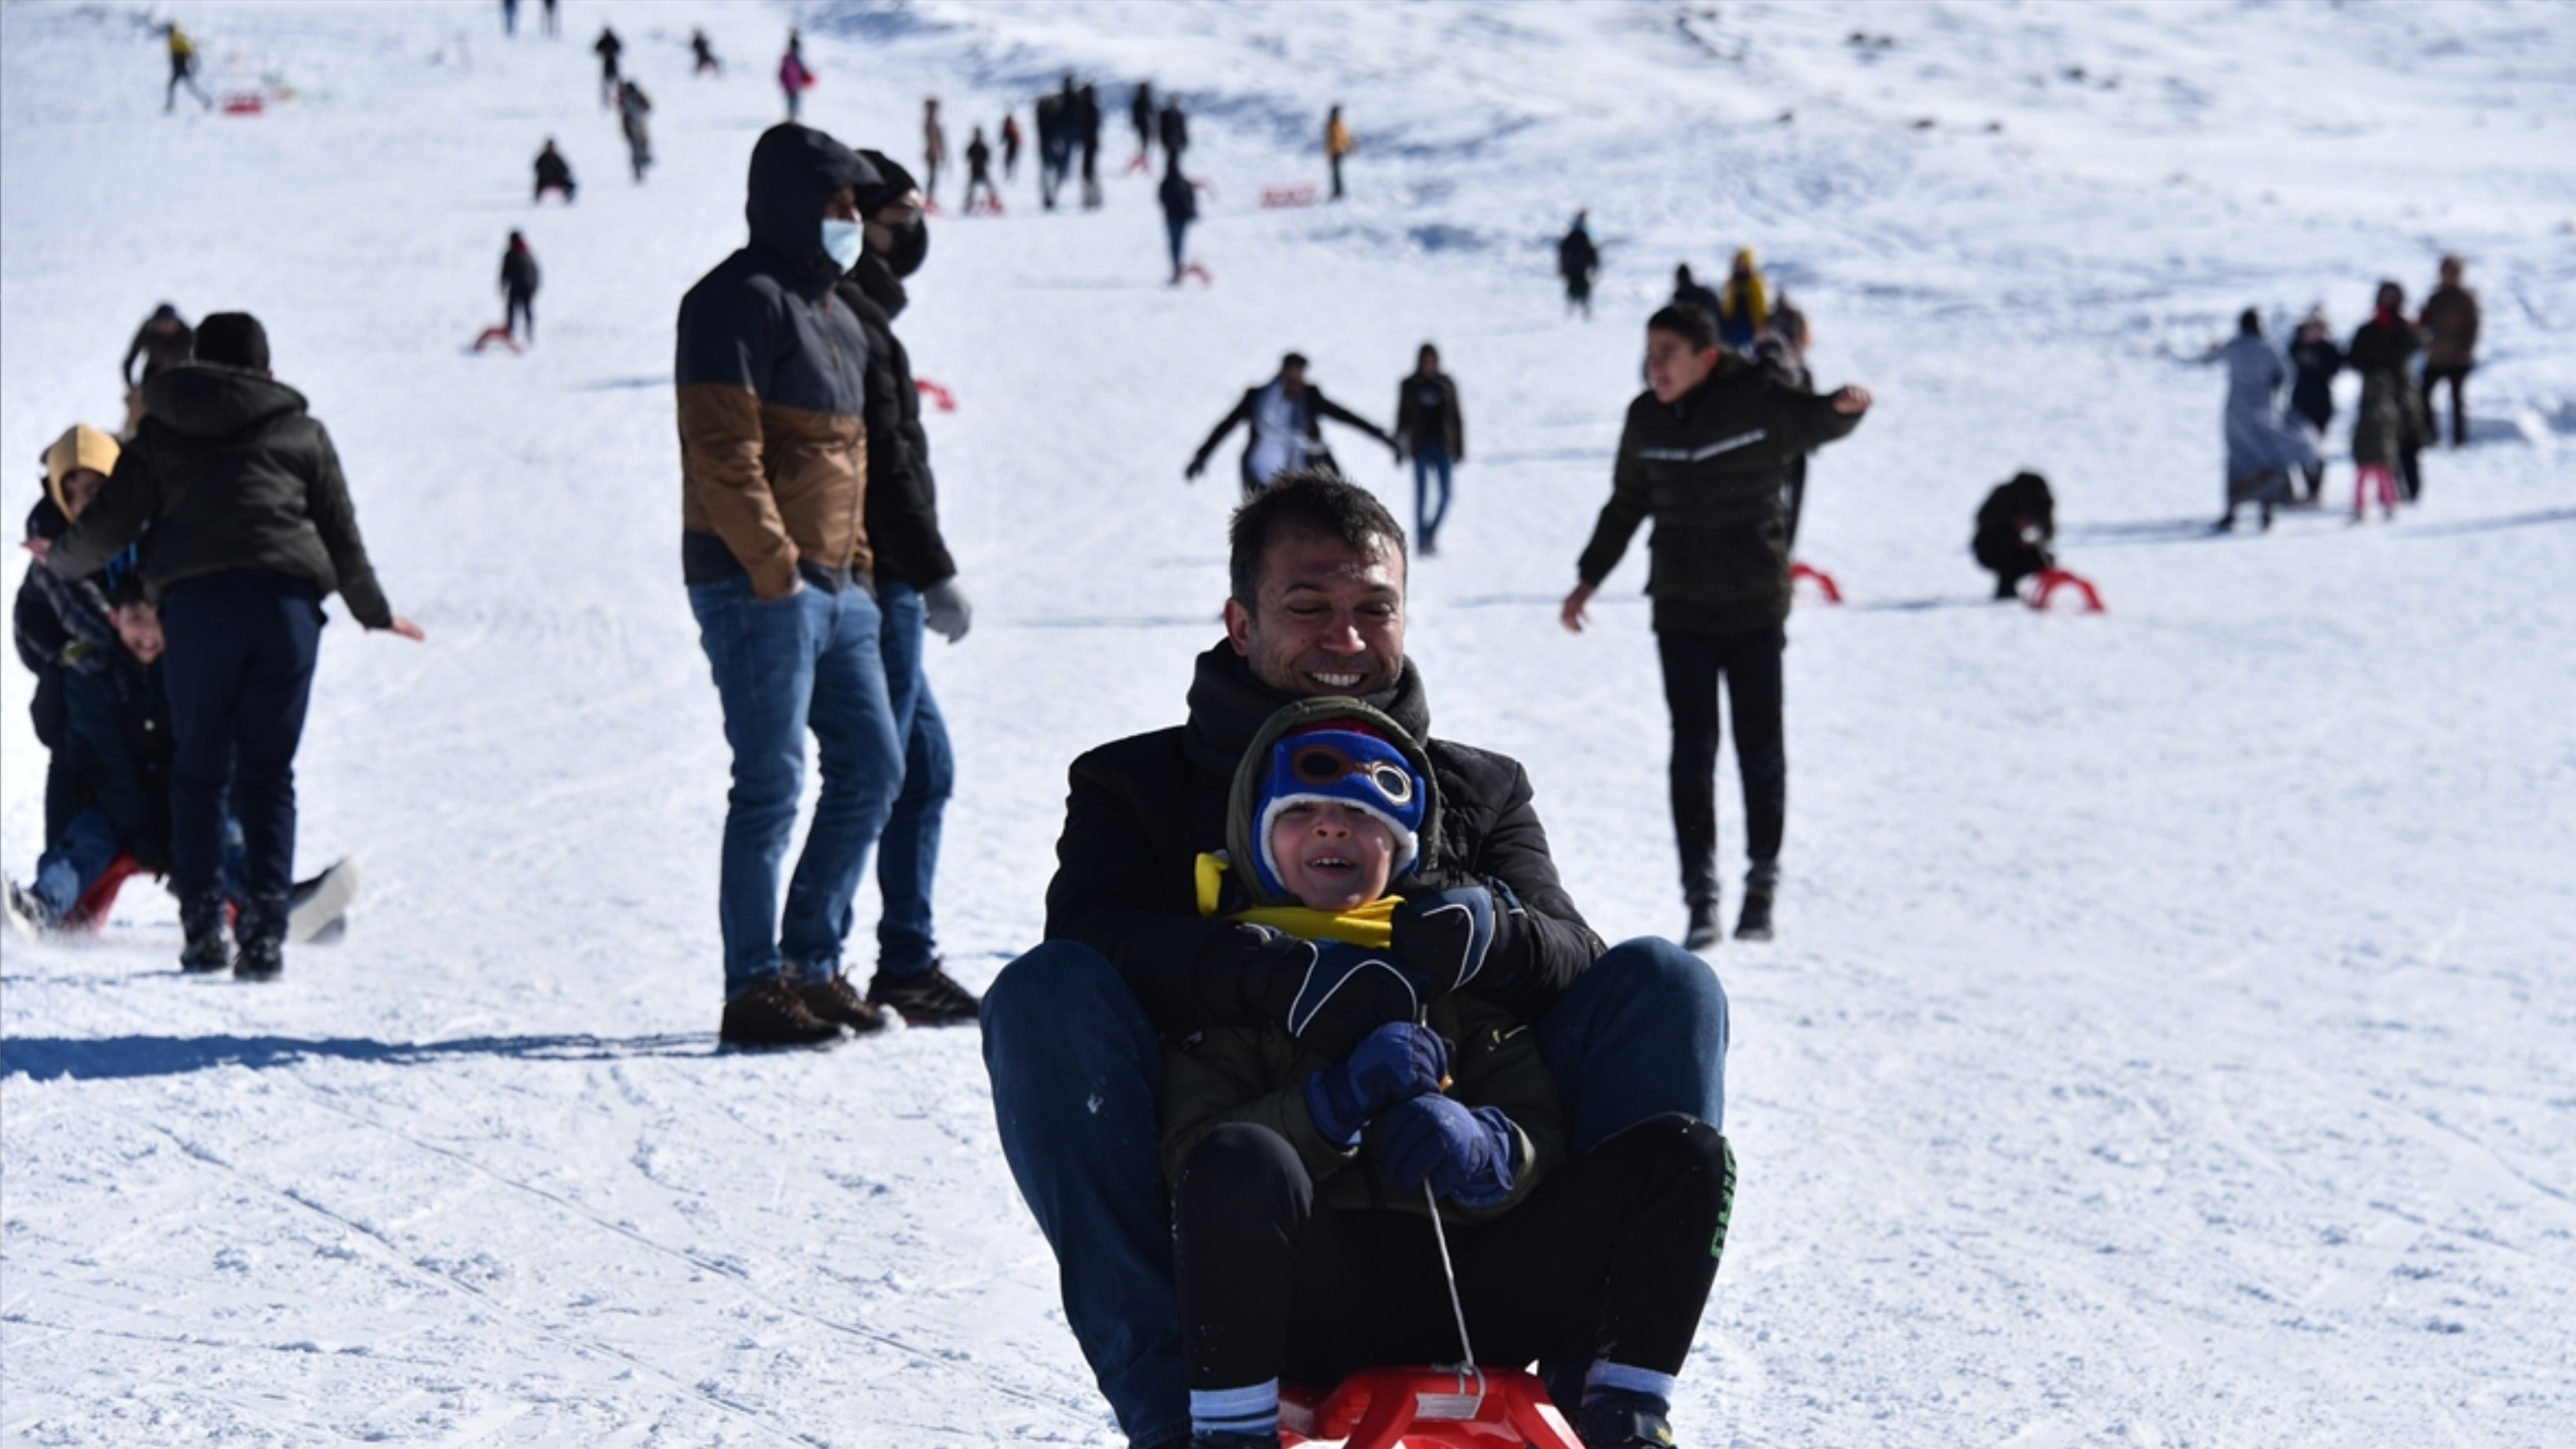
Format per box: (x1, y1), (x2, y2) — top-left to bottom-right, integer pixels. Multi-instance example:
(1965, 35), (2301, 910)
(1161, 701), (1734, 1449)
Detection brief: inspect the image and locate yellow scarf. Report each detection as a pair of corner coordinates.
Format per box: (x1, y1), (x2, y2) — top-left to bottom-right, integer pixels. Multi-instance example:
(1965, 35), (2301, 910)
(1195, 852), (1399, 947)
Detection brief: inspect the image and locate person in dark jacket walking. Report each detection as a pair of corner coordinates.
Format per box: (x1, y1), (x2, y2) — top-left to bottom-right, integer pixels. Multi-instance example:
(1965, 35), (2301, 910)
(41, 313), (424, 979)
(592, 26), (623, 107)
(1129, 81), (1155, 161)
(836, 151), (982, 1028)
(2287, 309), (2341, 502)
(533, 138), (576, 202)
(1971, 471), (2055, 600)
(499, 231), (540, 343)
(690, 28), (721, 76)
(1077, 82), (1104, 208)
(979, 472), (1730, 1449)
(1392, 345), (1464, 555)
(16, 426), (129, 844)
(1001, 113), (1023, 180)
(963, 128), (998, 211)
(676, 124), (904, 1047)
(2418, 254), (2480, 448)
(1671, 264), (1723, 330)
(2347, 281), (2425, 520)
(1557, 213), (1599, 319)
(122, 305), (195, 436)
(1159, 93), (1190, 163)
(1188, 355), (1397, 495)
(1158, 163), (1199, 282)
(1561, 304), (1871, 949)
(617, 80), (654, 181)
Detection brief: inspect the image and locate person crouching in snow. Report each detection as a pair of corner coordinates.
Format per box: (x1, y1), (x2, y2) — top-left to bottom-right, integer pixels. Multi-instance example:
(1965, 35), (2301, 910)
(1971, 471), (2055, 600)
(1164, 701), (1736, 1449)
(533, 138), (576, 202)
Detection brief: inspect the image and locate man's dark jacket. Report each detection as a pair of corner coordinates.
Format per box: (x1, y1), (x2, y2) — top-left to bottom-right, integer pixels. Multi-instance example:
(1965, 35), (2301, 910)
(1576, 355), (1862, 636)
(1044, 643), (1605, 1039)
(48, 364), (393, 627)
(1393, 372), (1464, 461)
(501, 244), (540, 298)
(834, 253), (957, 590)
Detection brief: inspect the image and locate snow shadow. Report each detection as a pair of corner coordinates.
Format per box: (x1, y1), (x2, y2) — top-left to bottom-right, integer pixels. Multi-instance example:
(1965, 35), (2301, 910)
(0, 1032), (710, 1081)
(2394, 507), (2576, 539)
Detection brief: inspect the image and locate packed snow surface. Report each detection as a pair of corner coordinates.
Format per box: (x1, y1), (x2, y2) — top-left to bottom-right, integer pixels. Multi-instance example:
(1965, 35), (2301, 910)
(5, 1), (2573, 1444)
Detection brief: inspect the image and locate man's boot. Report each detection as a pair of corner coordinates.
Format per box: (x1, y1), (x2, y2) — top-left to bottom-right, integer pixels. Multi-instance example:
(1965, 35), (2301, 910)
(234, 894), (287, 980)
(720, 977), (842, 1047)
(1574, 1389), (1678, 1448)
(797, 973), (888, 1034)
(1733, 887), (1775, 942)
(1681, 897), (1721, 952)
(179, 889), (231, 973)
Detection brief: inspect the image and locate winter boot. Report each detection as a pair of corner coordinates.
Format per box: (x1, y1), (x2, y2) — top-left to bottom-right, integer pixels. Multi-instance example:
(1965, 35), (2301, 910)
(1733, 887), (1775, 942)
(1575, 1390), (1677, 1448)
(719, 977), (842, 1047)
(1680, 898), (1721, 952)
(6, 878), (64, 936)
(1188, 1434), (1281, 1449)
(866, 961), (983, 1026)
(233, 893), (288, 980)
(797, 973), (889, 1034)
(179, 889), (231, 973)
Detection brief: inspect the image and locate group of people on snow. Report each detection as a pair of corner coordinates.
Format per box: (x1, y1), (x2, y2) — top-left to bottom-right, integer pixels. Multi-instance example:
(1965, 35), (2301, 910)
(9, 308), (419, 970)
(1183, 350), (1468, 558)
(2207, 256), (2483, 531)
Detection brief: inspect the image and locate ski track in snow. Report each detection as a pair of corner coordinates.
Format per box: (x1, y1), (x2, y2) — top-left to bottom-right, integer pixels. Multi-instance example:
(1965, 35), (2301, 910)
(4, 2), (2573, 1445)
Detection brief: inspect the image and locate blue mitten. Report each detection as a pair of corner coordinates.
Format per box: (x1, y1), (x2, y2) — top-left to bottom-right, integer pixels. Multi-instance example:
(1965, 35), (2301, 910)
(1303, 1021), (1448, 1145)
(1375, 1095), (1519, 1208)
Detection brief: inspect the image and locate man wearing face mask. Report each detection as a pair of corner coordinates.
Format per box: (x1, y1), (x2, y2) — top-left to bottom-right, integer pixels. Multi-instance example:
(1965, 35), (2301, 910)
(676, 123), (905, 1048)
(832, 151), (981, 1027)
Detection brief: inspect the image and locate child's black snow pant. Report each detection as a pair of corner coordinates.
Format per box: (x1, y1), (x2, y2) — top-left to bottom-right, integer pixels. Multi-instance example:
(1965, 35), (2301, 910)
(1171, 1113), (1731, 1394)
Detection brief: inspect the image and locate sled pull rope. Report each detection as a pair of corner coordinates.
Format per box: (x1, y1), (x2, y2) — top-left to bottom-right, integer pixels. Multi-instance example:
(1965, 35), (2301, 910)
(1423, 1180), (1481, 1387)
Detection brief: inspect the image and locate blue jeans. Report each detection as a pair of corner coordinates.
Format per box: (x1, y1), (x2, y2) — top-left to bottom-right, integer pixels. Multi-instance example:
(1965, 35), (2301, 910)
(1165, 220), (1189, 274)
(159, 570), (323, 920)
(873, 583), (955, 978)
(688, 574), (904, 998)
(33, 808), (247, 920)
(1411, 442), (1453, 547)
(981, 935), (1727, 1447)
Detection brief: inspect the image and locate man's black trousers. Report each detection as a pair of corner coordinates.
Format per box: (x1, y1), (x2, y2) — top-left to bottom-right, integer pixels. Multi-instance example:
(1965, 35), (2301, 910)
(160, 569), (323, 929)
(1657, 626), (1785, 904)
(1171, 1114), (1730, 1393)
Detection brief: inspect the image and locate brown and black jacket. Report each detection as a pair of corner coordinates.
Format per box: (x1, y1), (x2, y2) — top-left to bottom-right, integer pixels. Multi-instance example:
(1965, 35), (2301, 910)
(676, 124), (878, 599)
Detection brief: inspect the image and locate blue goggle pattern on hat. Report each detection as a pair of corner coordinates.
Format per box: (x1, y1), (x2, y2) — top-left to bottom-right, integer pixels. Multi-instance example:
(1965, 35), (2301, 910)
(1251, 726), (1426, 898)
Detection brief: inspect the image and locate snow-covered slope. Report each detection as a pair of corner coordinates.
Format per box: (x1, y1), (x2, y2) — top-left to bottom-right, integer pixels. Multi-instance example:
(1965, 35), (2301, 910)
(3, 2), (2571, 1444)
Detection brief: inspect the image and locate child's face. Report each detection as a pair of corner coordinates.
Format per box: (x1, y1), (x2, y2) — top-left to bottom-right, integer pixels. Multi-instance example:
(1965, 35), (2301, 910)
(1269, 800), (1396, 913)
(114, 602), (164, 665)
(59, 468), (106, 521)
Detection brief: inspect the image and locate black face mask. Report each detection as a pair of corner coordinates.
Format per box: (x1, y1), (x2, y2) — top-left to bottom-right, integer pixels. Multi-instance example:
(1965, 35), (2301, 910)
(886, 218), (930, 278)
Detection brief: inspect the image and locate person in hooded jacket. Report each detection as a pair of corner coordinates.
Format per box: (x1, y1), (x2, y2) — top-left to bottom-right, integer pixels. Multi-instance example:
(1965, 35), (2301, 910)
(2287, 310), (2342, 502)
(1971, 471), (2055, 600)
(499, 231), (540, 343)
(676, 123), (905, 1048)
(1557, 214), (1599, 319)
(2347, 281), (2427, 521)
(39, 313), (423, 980)
(1187, 355), (1397, 496)
(1714, 249), (1768, 354)
(1670, 264), (1723, 332)
(834, 151), (981, 1028)
(1160, 93), (1190, 164)
(17, 426), (130, 845)
(1561, 305), (1871, 951)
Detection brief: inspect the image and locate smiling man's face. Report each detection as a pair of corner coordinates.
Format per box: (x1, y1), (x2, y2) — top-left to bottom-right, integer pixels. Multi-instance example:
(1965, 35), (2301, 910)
(1224, 528), (1406, 699)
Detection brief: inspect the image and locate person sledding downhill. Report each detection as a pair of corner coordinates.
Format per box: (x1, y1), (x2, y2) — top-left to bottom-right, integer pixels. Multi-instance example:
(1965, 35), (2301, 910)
(1166, 701), (1736, 1449)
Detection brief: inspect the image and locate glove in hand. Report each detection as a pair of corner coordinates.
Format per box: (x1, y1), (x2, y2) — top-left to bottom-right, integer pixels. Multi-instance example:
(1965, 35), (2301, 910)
(1303, 1020), (1448, 1145)
(1250, 936), (1421, 1061)
(1388, 884), (1500, 996)
(921, 578), (972, 643)
(1184, 456), (1208, 482)
(1376, 1094), (1517, 1208)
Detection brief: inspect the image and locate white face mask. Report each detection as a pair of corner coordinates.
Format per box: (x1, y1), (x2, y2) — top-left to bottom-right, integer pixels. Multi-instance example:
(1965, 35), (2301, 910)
(820, 216), (864, 272)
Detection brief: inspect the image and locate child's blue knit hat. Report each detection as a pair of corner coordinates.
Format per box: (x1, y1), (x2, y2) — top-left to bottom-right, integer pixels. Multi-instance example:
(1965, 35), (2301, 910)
(1249, 720), (1426, 899)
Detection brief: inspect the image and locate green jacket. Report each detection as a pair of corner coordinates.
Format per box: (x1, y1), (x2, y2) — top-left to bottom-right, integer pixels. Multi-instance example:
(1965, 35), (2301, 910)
(1161, 992), (1564, 1227)
(50, 364), (392, 627)
(1576, 355), (1861, 636)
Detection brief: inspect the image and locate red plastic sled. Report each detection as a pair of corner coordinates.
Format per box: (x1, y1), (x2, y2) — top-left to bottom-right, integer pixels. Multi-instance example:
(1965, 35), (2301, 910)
(1126, 151), (1153, 175)
(2026, 567), (2105, 612)
(1262, 184), (1318, 208)
(471, 325), (521, 354)
(221, 92), (265, 116)
(1790, 560), (1842, 604)
(1177, 262), (1215, 287)
(1280, 1367), (1582, 1449)
(914, 378), (956, 412)
(61, 851), (146, 933)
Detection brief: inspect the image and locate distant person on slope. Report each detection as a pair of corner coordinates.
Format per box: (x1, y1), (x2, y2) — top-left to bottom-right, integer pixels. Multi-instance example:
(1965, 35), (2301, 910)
(2418, 254), (2480, 449)
(2206, 309), (2316, 533)
(2347, 281), (2426, 522)
(1392, 345), (1464, 556)
(122, 304), (196, 437)
(1325, 104), (1355, 200)
(778, 32), (814, 120)
(1561, 303), (1873, 951)
(922, 96), (948, 205)
(1713, 249), (1768, 354)
(690, 28), (722, 77)
(1557, 213), (1600, 319)
(1077, 82), (1105, 208)
(498, 231), (540, 343)
(1160, 92), (1190, 164)
(1752, 298), (1818, 551)
(1971, 471), (2056, 601)
(16, 426), (130, 845)
(674, 124), (901, 1048)
(1130, 81), (1155, 164)
(618, 80), (655, 182)
(1035, 88), (1067, 210)
(838, 151), (983, 1029)
(963, 127), (998, 212)
(1671, 265), (1723, 335)
(1188, 354), (1398, 497)
(1159, 161), (1199, 283)
(1001, 113), (1023, 180)
(532, 137), (576, 202)
(2286, 309), (2342, 502)
(39, 313), (425, 980)
(592, 26), (623, 108)
(164, 23), (213, 113)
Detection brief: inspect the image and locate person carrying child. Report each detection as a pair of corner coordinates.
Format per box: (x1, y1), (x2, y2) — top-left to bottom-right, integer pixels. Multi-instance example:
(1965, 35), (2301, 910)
(1165, 699), (1736, 1449)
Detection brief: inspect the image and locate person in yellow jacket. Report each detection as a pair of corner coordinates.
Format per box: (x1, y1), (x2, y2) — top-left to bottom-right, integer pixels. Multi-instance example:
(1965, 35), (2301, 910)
(164, 22), (213, 113)
(1714, 247), (1769, 353)
(1325, 104), (1354, 200)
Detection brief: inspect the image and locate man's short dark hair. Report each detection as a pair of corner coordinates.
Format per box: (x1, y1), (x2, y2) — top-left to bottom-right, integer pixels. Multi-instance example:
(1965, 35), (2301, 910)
(194, 312), (270, 372)
(1646, 303), (1716, 353)
(1280, 352), (1309, 371)
(1229, 470), (1406, 605)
